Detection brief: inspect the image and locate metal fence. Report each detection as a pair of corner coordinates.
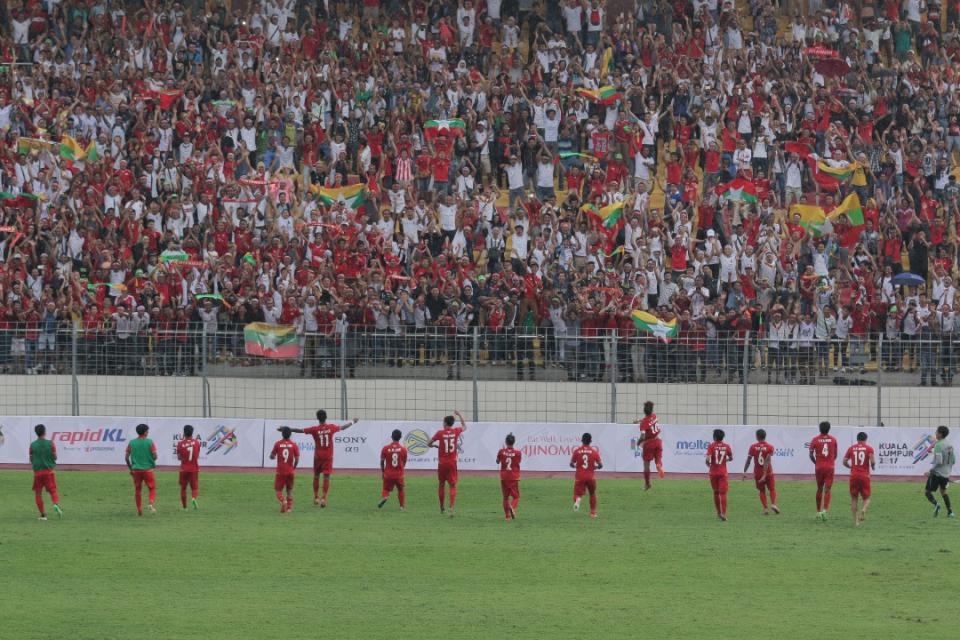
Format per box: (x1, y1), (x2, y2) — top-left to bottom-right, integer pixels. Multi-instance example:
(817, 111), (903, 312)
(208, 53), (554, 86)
(0, 325), (957, 426)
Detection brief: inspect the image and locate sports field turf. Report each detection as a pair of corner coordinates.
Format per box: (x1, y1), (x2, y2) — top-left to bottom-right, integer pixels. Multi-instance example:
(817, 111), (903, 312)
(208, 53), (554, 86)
(1, 471), (955, 640)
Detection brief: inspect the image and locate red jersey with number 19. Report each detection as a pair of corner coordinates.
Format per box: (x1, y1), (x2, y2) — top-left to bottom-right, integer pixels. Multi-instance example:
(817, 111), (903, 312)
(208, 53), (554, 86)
(176, 437), (201, 472)
(706, 442), (733, 477)
(431, 427), (464, 465)
(497, 447), (522, 482)
(381, 443), (408, 479)
(844, 443), (874, 477)
(571, 445), (602, 481)
(272, 440), (300, 474)
(810, 434), (838, 469)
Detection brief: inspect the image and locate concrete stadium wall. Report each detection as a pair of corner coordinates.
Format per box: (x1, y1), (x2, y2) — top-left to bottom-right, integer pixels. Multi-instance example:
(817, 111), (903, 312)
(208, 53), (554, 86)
(0, 375), (956, 427)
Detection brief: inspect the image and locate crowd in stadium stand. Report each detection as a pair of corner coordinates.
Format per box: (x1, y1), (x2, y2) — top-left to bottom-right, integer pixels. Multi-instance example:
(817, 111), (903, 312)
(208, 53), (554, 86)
(0, 0), (957, 385)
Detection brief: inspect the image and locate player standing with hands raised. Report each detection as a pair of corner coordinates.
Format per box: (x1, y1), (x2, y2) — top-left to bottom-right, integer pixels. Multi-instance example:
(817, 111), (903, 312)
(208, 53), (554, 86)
(636, 401), (664, 490)
(429, 410), (467, 517)
(286, 410), (359, 508)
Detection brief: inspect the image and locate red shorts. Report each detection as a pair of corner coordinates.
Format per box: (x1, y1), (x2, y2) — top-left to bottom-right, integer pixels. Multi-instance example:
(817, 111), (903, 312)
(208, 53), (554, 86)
(438, 463), (458, 485)
(849, 475), (871, 499)
(274, 472), (295, 492)
(32, 470), (57, 493)
(500, 479), (519, 500)
(179, 471), (199, 488)
(313, 455), (333, 475)
(642, 441), (663, 463)
(754, 474), (776, 492)
(131, 470), (156, 489)
(573, 479), (596, 498)
(382, 476), (405, 494)
(815, 468), (835, 489)
(710, 475), (729, 494)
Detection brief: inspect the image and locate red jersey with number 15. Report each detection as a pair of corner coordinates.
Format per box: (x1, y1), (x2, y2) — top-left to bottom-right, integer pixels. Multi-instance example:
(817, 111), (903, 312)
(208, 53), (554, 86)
(381, 443), (408, 479)
(844, 443), (874, 477)
(706, 442), (733, 477)
(303, 423), (341, 457)
(640, 414), (661, 443)
(497, 447), (522, 481)
(430, 427), (464, 464)
(810, 434), (838, 469)
(747, 441), (774, 479)
(272, 440), (300, 474)
(571, 445), (602, 481)
(176, 437), (202, 472)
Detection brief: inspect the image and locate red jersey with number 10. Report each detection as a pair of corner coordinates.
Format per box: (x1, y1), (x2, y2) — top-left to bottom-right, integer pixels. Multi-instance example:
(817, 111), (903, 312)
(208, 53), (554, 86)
(272, 440), (300, 474)
(844, 443), (874, 477)
(381, 443), (408, 479)
(706, 442), (733, 477)
(810, 434), (838, 469)
(571, 445), (602, 481)
(747, 441), (774, 479)
(176, 437), (202, 472)
(303, 423), (341, 456)
(431, 427), (464, 464)
(640, 414), (661, 443)
(497, 447), (522, 481)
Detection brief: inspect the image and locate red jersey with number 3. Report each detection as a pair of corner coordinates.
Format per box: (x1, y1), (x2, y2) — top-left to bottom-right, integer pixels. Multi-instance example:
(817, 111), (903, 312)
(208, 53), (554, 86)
(747, 441), (774, 479)
(706, 442), (733, 477)
(381, 443), (408, 479)
(844, 443), (874, 477)
(640, 414), (661, 443)
(810, 434), (838, 469)
(272, 440), (300, 474)
(497, 447), (522, 482)
(431, 427), (464, 464)
(571, 445), (602, 481)
(304, 423), (341, 457)
(176, 437), (202, 472)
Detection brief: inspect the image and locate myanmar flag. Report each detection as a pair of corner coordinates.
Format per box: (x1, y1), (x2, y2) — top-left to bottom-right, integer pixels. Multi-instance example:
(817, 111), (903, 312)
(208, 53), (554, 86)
(816, 160), (859, 182)
(59, 135), (85, 161)
(558, 151), (598, 162)
(309, 184), (368, 209)
(584, 201), (625, 231)
(576, 86), (623, 106)
(790, 203), (827, 236)
(827, 192), (865, 225)
(423, 119), (466, 139)
(715, 178), (759, 204)
(243, 323), (300, 359)
(631, 311), (679, 343)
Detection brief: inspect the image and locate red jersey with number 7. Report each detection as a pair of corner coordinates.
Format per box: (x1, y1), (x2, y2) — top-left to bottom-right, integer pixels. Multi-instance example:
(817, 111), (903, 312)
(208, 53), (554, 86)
(381, 443), (408, 479)
(272, 440), (300, 474)
(810, 434), (838, 470)
(571, 445), (602, 481)
(430, 427), (464, 465)
(303, 423), (341, 457)
(497, 447), (522, 481)
(706, 442), (733, 477)
(844, 443), (874, 477)
(176, 437), (202, 472)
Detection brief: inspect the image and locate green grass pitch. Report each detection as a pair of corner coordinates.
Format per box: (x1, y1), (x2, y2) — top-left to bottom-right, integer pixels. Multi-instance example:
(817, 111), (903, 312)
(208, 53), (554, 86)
(1, 470), (955, 640)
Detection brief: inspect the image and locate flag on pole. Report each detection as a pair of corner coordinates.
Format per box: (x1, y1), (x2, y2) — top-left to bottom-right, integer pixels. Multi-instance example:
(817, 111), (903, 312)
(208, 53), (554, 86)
(576, 86), (623, 105)
(423, 119), (466, 139)
(243, 323), (301, 359)
(631, 311), (679, 343)
(308, 184), (369, 209)
(715, 178), (759, 203)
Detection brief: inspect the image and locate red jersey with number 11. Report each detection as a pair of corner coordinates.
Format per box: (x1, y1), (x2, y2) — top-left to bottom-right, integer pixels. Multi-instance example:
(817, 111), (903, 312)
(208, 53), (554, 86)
(304, 423), (341, 456)
(496, 447), (522, 481)
(176, 437), (201, 472)
(430, 427), (464, 464)
(810, 434), (838, 469)
(571, 445), (602, 481)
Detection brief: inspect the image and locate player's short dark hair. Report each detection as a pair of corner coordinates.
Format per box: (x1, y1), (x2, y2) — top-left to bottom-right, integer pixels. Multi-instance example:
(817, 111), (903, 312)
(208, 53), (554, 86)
(713, 429), (725, 441)
(444, 415), (455, 427)
(136, 423), (149, 436)
(391, 429), (402, 442)
(937, 425), (950, 438)
(316, 409), (327, 423)
(856, 431), (868, 442)
(34, 424), (45, 436)
(643, 401), (654, 416)
(183, 424), (194, 437)
(582, 432), (592, 445)
(281, 426), (292, 439)
(506, 433), (515, 446)
(819, 421), (831, 434)
(756, 428), (766, 440)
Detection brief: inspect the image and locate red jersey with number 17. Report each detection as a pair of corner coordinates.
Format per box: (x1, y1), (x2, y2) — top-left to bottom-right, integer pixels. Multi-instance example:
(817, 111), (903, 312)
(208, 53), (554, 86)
(571, 445), (602, 481)
(430, 427), (464, 465)
(810, 434), (838, 469)
(272, 440), (300, 474)
(496, 447), (522, 482)
(176, 437), (202, 472)
(640, 414), (661, 442)
(381, 443), (408, 479)
(303, 423), (341, 457)
(844, 443), (874, 477)
(706, 442), (733, 477)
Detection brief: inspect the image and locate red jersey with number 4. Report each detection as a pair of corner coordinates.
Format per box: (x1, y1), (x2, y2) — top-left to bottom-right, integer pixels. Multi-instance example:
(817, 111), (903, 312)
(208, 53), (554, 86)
(431, 427), (464, 464)
(571, 445), (602, 481)
(304, 423), (341, 456)
(176, 437), (202, 472)
(497, 447), (522, 482)
(272, 440), (300, 474)
(381, 443), (408, 479)
(747, 441), (774, 479)
(706, 442), (733, 477)
(640, 414), (661, 443)
(810, 434), (838, 469)
(844, 443), (874, 477)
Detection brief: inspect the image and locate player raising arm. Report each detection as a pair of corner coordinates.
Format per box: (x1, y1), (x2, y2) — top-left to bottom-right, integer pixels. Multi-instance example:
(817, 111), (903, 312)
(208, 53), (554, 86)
(809, 420), (838, 521)
(570, 433), (603, 519)
(378, 429), (408, 511)
(176, 424), (201, 510)
(496, 433), (522, 520)
(706, 429), (733, 521)
(636, 400), (664, 491)
(924, 426), (955, 518)
(743, 429), (779, 515)
(29, 424), (62, 521)
(429, 410), (467, 517)
(286, 409), (359, 507)
(843, 432), (875, 527)
(125, 424), (158, 516)
(270, 427), (300, 514)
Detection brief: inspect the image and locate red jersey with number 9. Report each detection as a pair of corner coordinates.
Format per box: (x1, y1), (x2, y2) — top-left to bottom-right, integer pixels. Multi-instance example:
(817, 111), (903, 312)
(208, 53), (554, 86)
(272, 440), (300, 474)
(571, 445), (602, 481)
(431, 427), (464, 464)
(844, 443), (874, 477)
(497, 447), (522, 481)
(706, 442), (733, 477)
(176, 437), (202, 472)
(381, 443), (408, 479)
(810, 434), (838, 469)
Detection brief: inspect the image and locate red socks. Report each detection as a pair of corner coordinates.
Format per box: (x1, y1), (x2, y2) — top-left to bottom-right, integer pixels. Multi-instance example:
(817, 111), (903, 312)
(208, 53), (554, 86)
(759, 491), (768, 508)
(35, 493), (44, 515)
(181, 487), (188, 509)
(398, 488), (406, 508)
(449, 486), (457, 509)
(438, 485), (445, 510)
(322, 476), (330, 499)
(313, 477), (320, 498)
(589, 494), (597, 514)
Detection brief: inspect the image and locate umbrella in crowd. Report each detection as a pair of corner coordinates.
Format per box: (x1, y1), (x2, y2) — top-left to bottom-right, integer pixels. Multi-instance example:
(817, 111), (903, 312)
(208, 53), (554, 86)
(891, 273), (925, 288)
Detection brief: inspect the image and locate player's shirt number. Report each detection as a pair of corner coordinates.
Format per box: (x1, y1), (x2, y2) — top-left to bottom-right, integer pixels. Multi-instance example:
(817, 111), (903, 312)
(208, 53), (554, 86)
(318, 433), (330, 448)
(851, 450), (866, 466)
(391, 452), (399, 467)
(281, 449), (290, 462)
(184, 446), (194, 462)
(504, 457), (513, 470)
(821, 443), (830, 457)
(756, 451), (765, 466)
(712, 450), (728, 465)
(582, 453), (590, 469)
(443, 437), (456, 454)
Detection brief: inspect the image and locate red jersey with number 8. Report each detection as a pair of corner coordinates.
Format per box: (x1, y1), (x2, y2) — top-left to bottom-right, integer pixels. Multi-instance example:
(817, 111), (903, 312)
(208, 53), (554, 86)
(571, 445), (602, 481)
(431, 427), (464, 464)
(381, 443), (408, 479)
(810, 434), (838, 469)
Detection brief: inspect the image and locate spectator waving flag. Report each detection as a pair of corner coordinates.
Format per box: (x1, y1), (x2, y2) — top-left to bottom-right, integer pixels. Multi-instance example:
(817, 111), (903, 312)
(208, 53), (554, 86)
(789, 203), (827, 235)
(576, 86), (623, 105)
(583, 201), (625, 232)
(816, 160), (859, 183)
(715, 178), (759, 204)
(827, 192), (865, 225)
(309, 184), (368, 209)
(423, 119), (466, 139)
(243, 323), (300, 359)
(631, 311), (678, 343)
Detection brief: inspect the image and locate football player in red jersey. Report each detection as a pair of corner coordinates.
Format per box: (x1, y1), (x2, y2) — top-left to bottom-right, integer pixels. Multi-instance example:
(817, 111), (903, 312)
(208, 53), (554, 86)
(706, 429), (733, 521)
(378, 429), (408, 511)
(843, 431), (875, 527)
(176, 424), (202, 510)
(570, 433), (603, 519)
(496, 433), (522, 520)
(743, 428), (779, 515)
(429, 410), (467, 517)
(287, 409), (358, 507)
(636, 400), (664, 490)
(270, 426), (300, 513)
(809, 420), (839, 520)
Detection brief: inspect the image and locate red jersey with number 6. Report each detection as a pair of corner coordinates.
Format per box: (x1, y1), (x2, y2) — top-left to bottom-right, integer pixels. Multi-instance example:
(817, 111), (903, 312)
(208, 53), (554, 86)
(810, 434), (838, 469)
(747, 441), (774, 479)
(706, 442), (733, 477)
(176, 437), (202, 472)
(497, 447), (522, 482)
(304, 423), (341, 457)
(431, 427), (464, 465)
(844, 443), (874, 477)
(381, 443), (408, 479)
(571, 445), (602, 481)
(272, 440), (300, 474)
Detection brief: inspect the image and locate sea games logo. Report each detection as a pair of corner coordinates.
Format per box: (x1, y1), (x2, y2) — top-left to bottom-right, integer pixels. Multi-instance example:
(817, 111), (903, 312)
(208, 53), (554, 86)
(522, 430), (580, 458)
(912, 434), (937, 464)
(51, 427), (127, 452)
(173, 425), (240, 457)
(875, 434), (935, 471)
